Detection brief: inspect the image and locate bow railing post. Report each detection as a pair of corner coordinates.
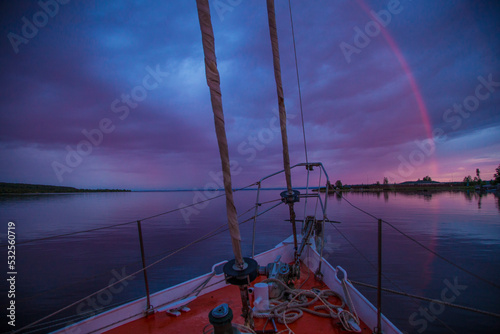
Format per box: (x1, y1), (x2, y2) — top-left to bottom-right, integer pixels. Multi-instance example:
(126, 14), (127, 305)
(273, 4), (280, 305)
(137, 220), (153, 314)
(375, 218), (382, 334)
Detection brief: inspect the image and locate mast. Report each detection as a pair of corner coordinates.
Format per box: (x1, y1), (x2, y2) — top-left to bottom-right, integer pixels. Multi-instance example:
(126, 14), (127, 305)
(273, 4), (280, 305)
(266, 0), (299, 255)
(195, 0), (258, 327)
(195, 0), (243, 268)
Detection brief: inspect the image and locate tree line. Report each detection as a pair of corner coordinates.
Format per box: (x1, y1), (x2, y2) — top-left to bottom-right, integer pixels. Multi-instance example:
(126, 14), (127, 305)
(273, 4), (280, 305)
(331, 163), (500, 189)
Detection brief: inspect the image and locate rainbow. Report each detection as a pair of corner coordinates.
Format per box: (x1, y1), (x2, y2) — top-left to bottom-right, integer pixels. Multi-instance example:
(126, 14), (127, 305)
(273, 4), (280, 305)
(354, 0), (439, 283)
(354, 0), (438, 175)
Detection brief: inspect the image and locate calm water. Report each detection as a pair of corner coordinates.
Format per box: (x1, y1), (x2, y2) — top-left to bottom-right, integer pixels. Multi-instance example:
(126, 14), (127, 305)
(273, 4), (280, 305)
(1, 190), (499, 333)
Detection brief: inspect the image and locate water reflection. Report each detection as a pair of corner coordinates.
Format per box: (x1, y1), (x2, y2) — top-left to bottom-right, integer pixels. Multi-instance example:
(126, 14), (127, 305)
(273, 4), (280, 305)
(2, 190), (499, 333)
(496, 192), (500, 212)
(335, 191), (342, 201)
(462, 190), (499, 210)
(464, 190), (473, 202)
(329, 190), (499, 211)
(0, 193), (81, 203)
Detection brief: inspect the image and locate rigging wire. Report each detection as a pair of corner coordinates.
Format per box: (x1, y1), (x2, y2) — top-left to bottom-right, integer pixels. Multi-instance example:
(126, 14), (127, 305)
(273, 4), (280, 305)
(13, 222), (230, 333)
(383, 219), (500, 290)
(350, 280), (500, 319)
(14, 201), (285, 333)
(19, 295), (141, 334)
(335, 190), (500, 291)
(328, 221), (458, 334)
(288, 0), (308, 164)
(288, 0), (311, 224)
(314, 167), (322, 217)
(1, 182), (258, 247)
(14, 199), (281, 305)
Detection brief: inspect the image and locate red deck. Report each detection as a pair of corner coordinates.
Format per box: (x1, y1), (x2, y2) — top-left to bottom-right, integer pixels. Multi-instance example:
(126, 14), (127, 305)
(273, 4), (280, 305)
(106, 263), (372, 334)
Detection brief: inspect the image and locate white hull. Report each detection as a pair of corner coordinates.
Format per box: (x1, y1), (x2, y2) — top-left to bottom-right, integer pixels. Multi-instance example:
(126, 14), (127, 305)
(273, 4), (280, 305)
(53, 235), (401, 334)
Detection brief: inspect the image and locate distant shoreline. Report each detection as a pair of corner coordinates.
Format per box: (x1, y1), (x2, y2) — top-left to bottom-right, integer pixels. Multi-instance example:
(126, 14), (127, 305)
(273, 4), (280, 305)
(2, 181), (496, 195)
(0, 182), (131, 194)
(317, 184), (497, 193)
(318, 187), (475, 193)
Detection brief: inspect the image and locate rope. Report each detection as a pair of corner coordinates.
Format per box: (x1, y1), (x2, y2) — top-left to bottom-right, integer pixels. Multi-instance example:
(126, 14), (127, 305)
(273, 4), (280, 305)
(383, 219), (500, 290)
(16, 201), (265, 305)
(351, 280), (500, 318)
(203, 323), (256, 334)
(259, 198), (284, 205)
(1, 182), (257, 248)
(341, 279), (360, 328)
(336, 191), (500, 291)
(297, 247), (311, 289)
(252, 278), (366, 334)
(328, 221), (383, 279)
(13, 295), (141, 334)
(233, 323), (257, 334)
(12, 222), (228, 333)
(15, 202), (285, 333)
(314, 168), (322, 217)
(288, 0), (313, 239)
(196, 0), (244, 267)
(330, 192), (485, 333)
(303, 168), (310, 221)
(251, 183), (261, 258)
(288, 0), (308, 165)
(267, 0), (292, 193)
(239, 204), (259, 218)
(5, 221), (134, 247)
(328, 216), (458, 333)
(141, 183), (257, 222)
(20, 203), (276, 308)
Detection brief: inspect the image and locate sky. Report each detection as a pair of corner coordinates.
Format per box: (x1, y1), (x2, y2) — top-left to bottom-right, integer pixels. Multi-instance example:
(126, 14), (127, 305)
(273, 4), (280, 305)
(0, 0), (499, 190)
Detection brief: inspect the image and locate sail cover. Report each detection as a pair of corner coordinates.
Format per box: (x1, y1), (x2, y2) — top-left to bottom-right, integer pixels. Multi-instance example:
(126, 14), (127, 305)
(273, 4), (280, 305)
(267, 0), (299, 252)
(195, 0), (244, 267)
(267, 0), (293, 192)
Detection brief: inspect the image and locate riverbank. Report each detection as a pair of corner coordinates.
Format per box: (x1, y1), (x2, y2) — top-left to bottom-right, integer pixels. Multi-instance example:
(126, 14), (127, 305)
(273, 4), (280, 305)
(0, 182), (131, 194)
(317, 184), (497, 193)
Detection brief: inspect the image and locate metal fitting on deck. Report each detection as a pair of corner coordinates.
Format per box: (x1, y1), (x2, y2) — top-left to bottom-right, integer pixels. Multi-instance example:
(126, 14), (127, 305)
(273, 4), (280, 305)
(280, 189), (300, 204)
(208, 304), (241, 334)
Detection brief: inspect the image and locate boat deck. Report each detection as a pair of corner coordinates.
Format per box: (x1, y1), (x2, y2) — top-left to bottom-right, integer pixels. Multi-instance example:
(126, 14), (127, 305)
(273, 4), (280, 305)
(106, 263), (372, 334)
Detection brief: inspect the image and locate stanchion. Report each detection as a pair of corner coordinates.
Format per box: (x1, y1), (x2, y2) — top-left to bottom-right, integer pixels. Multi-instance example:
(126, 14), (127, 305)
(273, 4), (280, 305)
(137, 220), (153, 314)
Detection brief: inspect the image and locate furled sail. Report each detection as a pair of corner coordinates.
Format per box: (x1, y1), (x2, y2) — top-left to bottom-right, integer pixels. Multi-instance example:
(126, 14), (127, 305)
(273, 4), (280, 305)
(267, 0), (292, 192)
(266, 0), (298, 252)
(195, 0), (243, 268)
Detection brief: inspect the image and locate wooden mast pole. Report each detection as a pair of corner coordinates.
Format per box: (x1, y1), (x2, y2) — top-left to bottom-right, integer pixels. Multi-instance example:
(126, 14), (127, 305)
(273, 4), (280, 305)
(266, 0), (299, 255)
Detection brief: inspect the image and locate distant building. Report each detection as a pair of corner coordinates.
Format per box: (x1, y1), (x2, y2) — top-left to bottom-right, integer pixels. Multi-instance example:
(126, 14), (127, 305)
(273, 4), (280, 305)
(399, 180), (440, 186)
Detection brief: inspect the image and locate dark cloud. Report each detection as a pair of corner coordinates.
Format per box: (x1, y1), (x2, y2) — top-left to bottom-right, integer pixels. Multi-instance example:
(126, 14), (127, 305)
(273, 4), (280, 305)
(0, 0), (499, 188)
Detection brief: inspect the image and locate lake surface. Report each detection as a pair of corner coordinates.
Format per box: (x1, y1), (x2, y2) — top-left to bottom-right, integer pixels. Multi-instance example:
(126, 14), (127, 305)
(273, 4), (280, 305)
(1, 190), (499, 333)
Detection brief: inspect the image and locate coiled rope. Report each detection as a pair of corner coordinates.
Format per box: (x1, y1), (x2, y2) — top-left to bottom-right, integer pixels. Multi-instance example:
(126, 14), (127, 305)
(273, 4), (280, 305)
(253, 278), (360, 333)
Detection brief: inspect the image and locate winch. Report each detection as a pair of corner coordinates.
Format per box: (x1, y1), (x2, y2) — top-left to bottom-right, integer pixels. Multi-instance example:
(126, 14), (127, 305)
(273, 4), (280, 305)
(258, 255), (298, 298)
(207, 303), (241, 334)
